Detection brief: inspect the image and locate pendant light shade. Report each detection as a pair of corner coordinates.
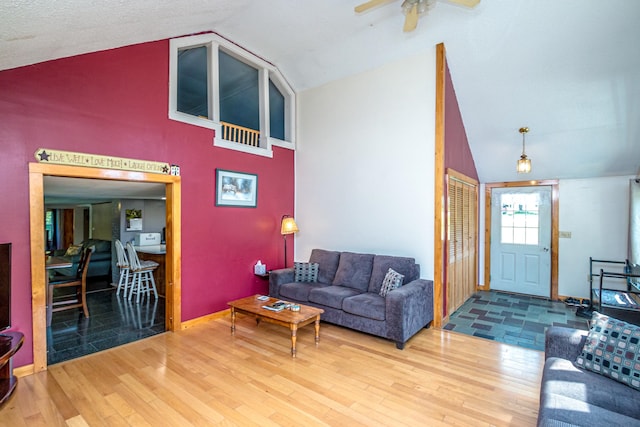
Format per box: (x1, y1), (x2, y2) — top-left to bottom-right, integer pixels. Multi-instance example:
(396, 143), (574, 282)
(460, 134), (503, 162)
(517, 127), (532, 174)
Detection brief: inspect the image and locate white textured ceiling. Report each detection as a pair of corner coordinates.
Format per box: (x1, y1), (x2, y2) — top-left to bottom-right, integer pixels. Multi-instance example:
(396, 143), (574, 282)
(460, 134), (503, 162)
(2, 0), (639, 183)
(44, 177), (165, 205)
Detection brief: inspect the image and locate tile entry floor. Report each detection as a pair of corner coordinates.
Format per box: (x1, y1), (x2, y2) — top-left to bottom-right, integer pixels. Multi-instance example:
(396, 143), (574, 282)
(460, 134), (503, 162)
(444, 291), (589, 351)
(47, 284), (165, 365)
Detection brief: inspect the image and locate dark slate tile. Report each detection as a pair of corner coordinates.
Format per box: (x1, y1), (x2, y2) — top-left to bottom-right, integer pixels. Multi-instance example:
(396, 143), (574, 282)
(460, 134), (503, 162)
(477, 315), (503, 324)
(503, 317), (524, 326)
(473, 332), (496, 340)
(469, 308), (488, 316)
(471, 322), (492, 331)
(522, 321), (547, 333)
(488, 301), (512, 308)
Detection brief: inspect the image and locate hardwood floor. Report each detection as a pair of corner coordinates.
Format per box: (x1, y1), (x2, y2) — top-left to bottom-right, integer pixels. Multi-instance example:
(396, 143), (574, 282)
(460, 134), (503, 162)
(1, 315), (544, 426)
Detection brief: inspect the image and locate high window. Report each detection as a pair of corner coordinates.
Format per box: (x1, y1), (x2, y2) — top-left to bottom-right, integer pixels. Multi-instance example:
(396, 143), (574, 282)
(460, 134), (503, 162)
(169, 34), (295, 157)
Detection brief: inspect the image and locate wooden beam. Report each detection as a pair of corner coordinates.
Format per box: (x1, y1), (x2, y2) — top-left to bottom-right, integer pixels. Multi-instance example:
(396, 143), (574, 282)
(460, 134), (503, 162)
(433, 43), (446, 327)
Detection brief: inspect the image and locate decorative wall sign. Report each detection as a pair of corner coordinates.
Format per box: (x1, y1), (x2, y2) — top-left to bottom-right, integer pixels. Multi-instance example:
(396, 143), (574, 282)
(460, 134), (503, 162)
(34, 148), (171, 175)
(215, 169), (258, 208)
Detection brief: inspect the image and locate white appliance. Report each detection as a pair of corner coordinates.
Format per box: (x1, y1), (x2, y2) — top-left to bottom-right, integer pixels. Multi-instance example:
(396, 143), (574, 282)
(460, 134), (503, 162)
(136, 233), (162, 246)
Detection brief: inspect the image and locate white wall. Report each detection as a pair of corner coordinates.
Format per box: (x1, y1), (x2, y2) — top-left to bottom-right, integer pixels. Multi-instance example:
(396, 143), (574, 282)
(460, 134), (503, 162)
(558, 176), (632, 298)
(296, 50), (436, 278)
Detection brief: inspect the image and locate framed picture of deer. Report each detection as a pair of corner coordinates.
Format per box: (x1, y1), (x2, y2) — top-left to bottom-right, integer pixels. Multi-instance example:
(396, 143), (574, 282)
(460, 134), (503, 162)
(215, 169), (258, 208)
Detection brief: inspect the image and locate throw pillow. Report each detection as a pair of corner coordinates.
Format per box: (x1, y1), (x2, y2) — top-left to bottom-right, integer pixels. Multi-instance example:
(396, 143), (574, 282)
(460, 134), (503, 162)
(294, 262), (319, 283)
(64, 244), (82, 257)
(379, 268), (404, 297)
(575, 311), (640, 390)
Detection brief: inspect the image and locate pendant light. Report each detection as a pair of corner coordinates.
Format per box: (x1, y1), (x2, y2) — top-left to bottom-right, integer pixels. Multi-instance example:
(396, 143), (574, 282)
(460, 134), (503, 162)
(517, 127), (532, 174)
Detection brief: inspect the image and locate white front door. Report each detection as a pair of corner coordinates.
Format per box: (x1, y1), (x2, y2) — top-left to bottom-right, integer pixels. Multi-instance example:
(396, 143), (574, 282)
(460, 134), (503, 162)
(490, 186), (552, 297)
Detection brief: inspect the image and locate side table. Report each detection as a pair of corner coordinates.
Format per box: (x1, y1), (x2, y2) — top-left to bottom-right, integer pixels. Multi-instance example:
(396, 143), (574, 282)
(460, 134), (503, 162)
(0, 331), (24, 406)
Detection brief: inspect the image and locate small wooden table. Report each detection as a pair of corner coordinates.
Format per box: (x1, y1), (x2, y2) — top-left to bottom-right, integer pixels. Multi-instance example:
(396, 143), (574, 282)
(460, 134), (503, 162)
(228, 296), (324, 357)
(0, 332), (24, 406)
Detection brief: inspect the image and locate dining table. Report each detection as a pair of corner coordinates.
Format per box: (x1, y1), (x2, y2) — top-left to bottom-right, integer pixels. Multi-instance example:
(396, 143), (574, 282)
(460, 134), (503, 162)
(45, 256), (73, 326)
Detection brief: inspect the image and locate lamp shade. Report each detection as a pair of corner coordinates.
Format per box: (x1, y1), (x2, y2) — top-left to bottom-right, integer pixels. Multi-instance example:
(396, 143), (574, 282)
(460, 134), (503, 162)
(281, 216), (299, 235)
(517, 156), (531, 173)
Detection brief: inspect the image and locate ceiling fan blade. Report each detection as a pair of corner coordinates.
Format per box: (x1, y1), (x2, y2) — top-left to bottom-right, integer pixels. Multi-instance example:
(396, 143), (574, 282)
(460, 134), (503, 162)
(354, 0), (395, 13)
(445, 0), (480, 8)
(403, 3), (418, 32)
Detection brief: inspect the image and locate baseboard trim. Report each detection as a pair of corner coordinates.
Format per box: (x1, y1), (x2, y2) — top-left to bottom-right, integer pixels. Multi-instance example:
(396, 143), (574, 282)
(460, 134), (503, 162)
(14, 363), (35, 378)
(181, 308), (230, 330)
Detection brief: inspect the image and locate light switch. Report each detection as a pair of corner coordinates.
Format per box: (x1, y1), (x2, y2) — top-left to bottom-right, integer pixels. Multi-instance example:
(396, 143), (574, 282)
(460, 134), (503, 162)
(559, 231), (571, 238)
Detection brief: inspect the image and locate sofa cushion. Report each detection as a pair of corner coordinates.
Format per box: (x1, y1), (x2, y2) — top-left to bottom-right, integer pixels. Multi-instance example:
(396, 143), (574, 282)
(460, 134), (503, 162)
(309, 286), (362, 309)
(575, 311), (640, 391)
(379, 268), (404, 297)
(309, 249), (341, 284)
(538, 390), (640, 427)
(280, 282), (327, 302)
(542, 357), (640, 420)
(294, 262), (319, 283)
(332, 252), (375, 291)
(343, 293), (386, 321)
(368, 255), (418, 294)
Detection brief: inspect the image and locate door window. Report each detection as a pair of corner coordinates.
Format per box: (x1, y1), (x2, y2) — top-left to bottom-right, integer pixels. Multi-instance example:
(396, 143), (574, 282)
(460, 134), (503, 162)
(500, 193), (539, 245)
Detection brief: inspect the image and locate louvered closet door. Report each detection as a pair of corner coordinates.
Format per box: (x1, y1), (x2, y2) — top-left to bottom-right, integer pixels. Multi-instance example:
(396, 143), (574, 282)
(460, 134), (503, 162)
(447, 171), (478, 315)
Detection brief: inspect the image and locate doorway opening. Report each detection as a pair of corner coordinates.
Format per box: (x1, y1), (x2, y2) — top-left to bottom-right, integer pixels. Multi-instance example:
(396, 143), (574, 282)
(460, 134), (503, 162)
(45, 185), (167, 364)
(29, 162), (182, 373)
(484, 180), (559, 300)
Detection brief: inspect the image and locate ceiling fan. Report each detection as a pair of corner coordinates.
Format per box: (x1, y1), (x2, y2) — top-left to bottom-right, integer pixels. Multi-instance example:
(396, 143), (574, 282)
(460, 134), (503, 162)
(355, 0), (480, 32)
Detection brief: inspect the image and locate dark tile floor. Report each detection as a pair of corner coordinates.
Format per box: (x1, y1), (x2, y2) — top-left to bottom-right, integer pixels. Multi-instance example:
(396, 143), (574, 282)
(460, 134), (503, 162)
(47, 282), (165, 365)
(444, 291), (589, 351)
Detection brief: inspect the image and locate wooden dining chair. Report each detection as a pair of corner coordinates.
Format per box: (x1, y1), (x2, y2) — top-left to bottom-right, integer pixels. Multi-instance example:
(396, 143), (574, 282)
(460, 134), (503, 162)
(47, 248), (92, 325)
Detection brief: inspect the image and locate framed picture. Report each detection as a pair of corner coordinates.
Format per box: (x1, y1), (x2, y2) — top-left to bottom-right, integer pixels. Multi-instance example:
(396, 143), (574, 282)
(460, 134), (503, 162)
(125, 209), (143, 231)
(215, 169), (258, 208)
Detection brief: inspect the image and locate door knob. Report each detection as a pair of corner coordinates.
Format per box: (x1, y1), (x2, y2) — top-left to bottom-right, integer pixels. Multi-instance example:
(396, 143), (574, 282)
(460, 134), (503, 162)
(543, 247), (549, 252)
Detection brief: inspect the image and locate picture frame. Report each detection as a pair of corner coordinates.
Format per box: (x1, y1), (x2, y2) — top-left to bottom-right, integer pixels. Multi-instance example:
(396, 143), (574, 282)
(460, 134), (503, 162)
(125, 209), (143, 231)
(215, 169), (258, 208)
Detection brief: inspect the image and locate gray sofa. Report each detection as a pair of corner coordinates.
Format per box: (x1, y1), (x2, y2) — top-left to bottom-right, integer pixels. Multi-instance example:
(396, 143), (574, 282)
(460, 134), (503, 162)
(269, 249), (434, 349)
(539, 326), (640, 426)
(51, 239), (112, 278)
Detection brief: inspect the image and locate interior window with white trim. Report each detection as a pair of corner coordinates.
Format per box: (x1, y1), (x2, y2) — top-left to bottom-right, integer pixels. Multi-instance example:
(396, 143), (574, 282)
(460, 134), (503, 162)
(169, 34), (296, 157)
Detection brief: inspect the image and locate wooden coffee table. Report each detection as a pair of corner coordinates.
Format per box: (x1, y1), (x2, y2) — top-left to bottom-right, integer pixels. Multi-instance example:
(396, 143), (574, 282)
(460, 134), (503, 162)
(228, 295), (324, 357)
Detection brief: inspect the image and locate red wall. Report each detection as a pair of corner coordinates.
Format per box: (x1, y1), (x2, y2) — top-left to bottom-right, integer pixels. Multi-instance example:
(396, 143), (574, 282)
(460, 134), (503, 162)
(0, 40), (295, 366)
(444, 62), (478, 181)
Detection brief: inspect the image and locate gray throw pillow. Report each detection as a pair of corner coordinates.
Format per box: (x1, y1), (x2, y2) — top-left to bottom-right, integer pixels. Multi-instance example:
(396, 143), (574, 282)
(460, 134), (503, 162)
(379, 268), (404, 297)
(294, 262), (319, 283)
(575, 311), (640, 390)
